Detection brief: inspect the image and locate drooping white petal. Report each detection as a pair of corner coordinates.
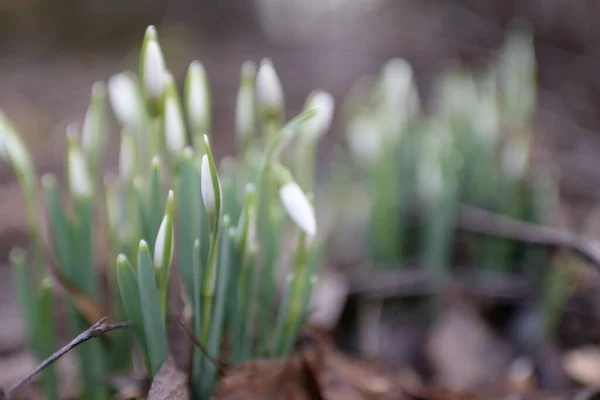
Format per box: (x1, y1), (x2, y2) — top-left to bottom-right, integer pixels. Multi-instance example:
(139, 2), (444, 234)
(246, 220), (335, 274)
(279, 182), (317, 237)
(201, 154), (216, 213)
(256, 60), (284, 112)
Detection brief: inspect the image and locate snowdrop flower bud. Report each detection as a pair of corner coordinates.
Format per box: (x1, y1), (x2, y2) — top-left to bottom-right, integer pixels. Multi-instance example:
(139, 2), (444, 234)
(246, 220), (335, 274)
(0, 112), (32, 174)
(346, 114), (381, 167)
(256, 59), (284, 118)
(502, 135), (530, 181)
(304, 90), (334, 139)
(104, 178), (121, 234)
(163, 73), (186, 155)
(119, 129), (136, 181)
(274, 164), (317, 237)
(236, 61), (257, 144)
(201, 154), (217, 214)
(108, 73), (144, 128)
(417, 129), (449, 201)
(141, 26), (166, 101)
(201, 135), (221, 216)
(154, 190), (175, 270)
(67, 132), (93, 199)
(185, 61), (211, 136)
(81, 82), (107, 167)
(280, 182), (317, 237)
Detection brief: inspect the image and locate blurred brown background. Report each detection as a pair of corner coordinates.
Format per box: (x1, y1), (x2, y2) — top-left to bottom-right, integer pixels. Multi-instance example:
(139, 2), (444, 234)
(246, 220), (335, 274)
(2, 0), (600, 388)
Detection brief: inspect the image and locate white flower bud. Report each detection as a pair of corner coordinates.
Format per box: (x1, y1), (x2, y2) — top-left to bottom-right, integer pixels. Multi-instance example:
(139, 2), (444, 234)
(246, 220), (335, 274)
(236, 62), (257, 141)
(142, 27), (166, 100)
(185, 61), (210, 134)
(279, 182), (317, 237)
(0, 113), (30, 171)
(256, 59), (284, 113)
(304, 90), (334, 139)
(164, 85), (186, 154)
(108, 73), (144, 128)
(153, 190), (174, 270)
(81, 82), (107, 158)
(119, 130), (136, 181)
(346, 115), (381, 166)
(502, 136), (530, 180)
(201, 154), (216, 214)
(68, 142), (93, 199)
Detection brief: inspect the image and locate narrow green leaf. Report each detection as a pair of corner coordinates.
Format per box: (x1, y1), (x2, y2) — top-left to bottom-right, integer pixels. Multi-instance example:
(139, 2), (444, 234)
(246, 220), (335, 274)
(148, 156), (164, 248)
(116, 254), (151, 371)
(36, 278), (59, 400)
(191, 239), (204, 399)
(202, 223), (233, 396)
(176, 149), (202, 298)
(81, 81), (108, 182)
(41, 174), (72, 270)
(137, 240), (168, 376)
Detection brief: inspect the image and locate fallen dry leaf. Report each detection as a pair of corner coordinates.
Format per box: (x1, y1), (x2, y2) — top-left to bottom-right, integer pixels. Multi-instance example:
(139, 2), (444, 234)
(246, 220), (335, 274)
(403, 386), (484, 400)
(563, 346), (600, 388)
(426, 301), (511, 392)
(147, 357), (190, 400)
(213, 326), (402, 400)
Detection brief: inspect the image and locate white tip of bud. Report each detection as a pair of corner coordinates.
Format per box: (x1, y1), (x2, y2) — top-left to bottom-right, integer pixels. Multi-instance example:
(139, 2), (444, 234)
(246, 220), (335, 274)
(236, 64), (257, 140)
(153, 191), (174, 270)
(143, 38), (166, 99)
(305, 90), (335, 138)
(186, 61), (210, 133)
(256, 59), (284, 112)
(164, 90), (186, 154)
(0, 113), (30, 170)
(201, 154), (216, 213)
(279, 182), (317, 237)
(502, 136), (530, 180)
(108, 73), (143, 128)
(418, 134), (445, 200)
(346, 115), (381, 166)
(68, 144), (93, 199)
(119, 131), (136, 181)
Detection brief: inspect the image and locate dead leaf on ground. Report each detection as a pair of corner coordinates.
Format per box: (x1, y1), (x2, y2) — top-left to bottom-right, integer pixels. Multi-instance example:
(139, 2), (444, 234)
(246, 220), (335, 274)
(563, 346), (600, 388)
(402, 386), (484, 400)
(147, 357), (190, 400)
(426, 301), (511, 392)
(213, 326), (402, 400)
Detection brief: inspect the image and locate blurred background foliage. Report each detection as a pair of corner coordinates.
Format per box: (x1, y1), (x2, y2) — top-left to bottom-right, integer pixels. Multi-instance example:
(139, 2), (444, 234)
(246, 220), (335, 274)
(3, 0), (600, 216)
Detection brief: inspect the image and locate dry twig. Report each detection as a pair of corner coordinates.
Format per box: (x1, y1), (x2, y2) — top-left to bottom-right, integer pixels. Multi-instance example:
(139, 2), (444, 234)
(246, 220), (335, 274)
(0, 317), (130, 400)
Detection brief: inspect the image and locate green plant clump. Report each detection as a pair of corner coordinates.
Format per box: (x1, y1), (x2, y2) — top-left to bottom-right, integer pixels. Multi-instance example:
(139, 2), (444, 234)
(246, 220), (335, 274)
(334, 23), (564, 339)
(0, 25), (329, 399)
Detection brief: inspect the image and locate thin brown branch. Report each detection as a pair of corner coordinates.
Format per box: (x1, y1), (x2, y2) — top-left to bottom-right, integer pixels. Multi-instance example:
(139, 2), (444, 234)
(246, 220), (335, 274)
(178, 319), (228, 376)
(457, 204), (600, 269)
(3, 317), (130, 400)
(347, 267), (536, 300)
(345, 204), (600, 299)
